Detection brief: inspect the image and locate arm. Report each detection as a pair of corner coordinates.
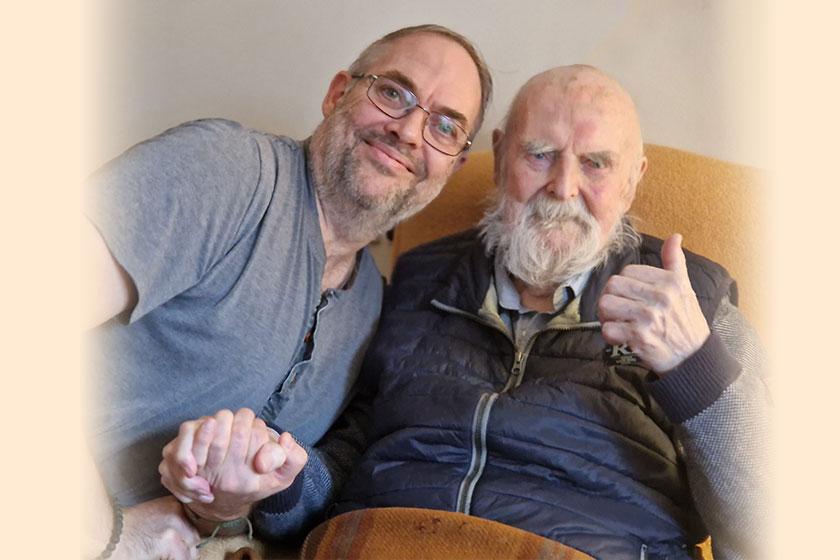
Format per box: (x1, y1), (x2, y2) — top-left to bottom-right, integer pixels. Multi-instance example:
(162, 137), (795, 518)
(84, 221), (205, 558)
(83, 217), (137, 328)
(598, 234), (770, 558)
(84, 450), (199, 560)
(84, 119), (268, 325)
(252, 386), (374, 541)
(650, 299), (770, 560)
(84, 219), (205, 559)
(83, 449), (121, 558)
(86, 120), (275, 555)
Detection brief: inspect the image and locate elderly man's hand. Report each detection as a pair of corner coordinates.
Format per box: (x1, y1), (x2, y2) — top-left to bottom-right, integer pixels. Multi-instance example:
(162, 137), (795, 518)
(159, 408), (308, 522)
(598, 233), (711, 374)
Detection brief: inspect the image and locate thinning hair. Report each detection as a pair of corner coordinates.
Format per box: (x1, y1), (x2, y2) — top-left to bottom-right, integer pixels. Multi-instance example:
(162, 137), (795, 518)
(348, 24), (493, 140)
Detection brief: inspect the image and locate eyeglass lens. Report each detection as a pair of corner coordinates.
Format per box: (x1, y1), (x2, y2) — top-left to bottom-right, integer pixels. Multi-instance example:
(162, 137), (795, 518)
(368, 77), (467, 155)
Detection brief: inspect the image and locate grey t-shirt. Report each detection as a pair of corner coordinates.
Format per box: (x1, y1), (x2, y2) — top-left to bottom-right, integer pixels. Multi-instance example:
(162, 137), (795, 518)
(85, 119), (383, 505)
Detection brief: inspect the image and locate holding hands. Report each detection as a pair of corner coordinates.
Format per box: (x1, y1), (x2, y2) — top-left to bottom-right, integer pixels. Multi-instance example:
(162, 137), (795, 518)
(159, 408), (308, 522)
(598, 234), (711, 374)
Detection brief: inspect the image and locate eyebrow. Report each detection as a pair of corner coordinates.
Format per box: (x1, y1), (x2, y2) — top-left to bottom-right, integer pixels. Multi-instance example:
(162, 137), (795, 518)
(378, 69), (470, 129)
(585, 151), (618, 164)
(521, 140), (553, 153)
(520, 141), (619, 163)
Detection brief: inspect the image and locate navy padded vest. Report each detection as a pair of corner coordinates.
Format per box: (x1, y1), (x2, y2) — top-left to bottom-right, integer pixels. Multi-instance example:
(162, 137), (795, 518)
(335, 229), (735, 559)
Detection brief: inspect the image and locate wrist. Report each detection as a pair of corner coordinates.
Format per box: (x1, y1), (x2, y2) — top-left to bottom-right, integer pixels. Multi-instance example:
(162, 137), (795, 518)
(185, 498), (251, 522)
(183, 502), (252, 538)
(647, 332), (742, 422)
(89, 496), (123, 560)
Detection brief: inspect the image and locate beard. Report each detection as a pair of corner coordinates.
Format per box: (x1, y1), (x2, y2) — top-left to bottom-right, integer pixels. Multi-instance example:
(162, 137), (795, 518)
(479, 188), (640, 292)
(309, 103), (444, 244)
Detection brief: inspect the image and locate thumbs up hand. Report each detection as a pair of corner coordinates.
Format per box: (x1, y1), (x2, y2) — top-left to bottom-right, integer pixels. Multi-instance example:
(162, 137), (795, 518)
(597, 234), (711, 374)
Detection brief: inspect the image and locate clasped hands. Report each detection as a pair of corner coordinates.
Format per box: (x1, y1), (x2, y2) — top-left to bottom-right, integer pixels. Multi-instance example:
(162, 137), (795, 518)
(159, 408), (308, 522)
(598, 233), (711, 374)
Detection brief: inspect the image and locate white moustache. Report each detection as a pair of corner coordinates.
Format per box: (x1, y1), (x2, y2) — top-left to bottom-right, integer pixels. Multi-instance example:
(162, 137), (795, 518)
(529, 196), (593, 230)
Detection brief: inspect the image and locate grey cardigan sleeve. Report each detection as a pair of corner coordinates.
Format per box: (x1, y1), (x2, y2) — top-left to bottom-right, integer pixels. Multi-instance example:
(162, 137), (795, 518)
(652, 298), (771, 559)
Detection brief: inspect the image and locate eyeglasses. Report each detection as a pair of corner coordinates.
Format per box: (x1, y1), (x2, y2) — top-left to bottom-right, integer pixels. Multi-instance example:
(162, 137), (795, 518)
(351, 73), (472, 157)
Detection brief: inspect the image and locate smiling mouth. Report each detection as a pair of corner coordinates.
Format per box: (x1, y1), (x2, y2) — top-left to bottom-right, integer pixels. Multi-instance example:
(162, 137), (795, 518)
(363, 139), (415, 174)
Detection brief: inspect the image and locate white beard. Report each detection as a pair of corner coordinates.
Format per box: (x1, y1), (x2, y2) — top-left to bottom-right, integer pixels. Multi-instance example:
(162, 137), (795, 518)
(479, 190), (639, 291)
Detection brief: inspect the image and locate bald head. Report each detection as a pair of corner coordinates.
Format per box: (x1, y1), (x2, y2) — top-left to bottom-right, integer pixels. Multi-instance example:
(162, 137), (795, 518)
(503, 65), (644, 162)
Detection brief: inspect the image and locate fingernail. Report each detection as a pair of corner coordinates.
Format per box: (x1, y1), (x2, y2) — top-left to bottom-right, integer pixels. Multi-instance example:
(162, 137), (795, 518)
(282, 437), (293, 450)
(198, 493), (214, 503)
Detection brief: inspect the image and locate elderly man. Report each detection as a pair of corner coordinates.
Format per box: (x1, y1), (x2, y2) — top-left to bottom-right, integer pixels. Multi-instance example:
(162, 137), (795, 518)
(322, 66), (767, 559)
(84, 24), (491, 559)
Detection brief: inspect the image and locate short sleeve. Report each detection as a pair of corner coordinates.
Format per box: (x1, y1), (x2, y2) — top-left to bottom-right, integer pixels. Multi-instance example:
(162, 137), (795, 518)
(85, 119), (269, 322)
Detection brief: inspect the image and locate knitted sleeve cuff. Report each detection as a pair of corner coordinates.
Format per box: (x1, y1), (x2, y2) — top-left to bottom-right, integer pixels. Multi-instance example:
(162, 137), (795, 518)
(256, 473), (305, 515)
(647, 332), (742, 423)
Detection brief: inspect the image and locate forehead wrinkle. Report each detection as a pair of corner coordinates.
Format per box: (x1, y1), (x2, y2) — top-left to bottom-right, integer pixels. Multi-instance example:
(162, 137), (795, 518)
(563, 75), (619, 106)
(572, 77), (642, 156)
(565, 89), (640, 162)
(505, 66), (643, 174)
(507, 89), (565, 143)
(511, 91), (577, 154)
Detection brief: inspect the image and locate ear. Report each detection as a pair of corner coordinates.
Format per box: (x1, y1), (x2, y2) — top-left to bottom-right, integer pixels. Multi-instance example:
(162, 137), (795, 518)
(322, 71), (354, 117)
(491, 129), (505, 184)
(636, 155), (648, 184)
(622, 155), (648, 212)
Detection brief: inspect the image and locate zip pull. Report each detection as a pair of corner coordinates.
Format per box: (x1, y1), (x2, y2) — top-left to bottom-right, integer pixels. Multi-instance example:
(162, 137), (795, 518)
(501, 351), (527, 393)
(512, 351), (525, 377)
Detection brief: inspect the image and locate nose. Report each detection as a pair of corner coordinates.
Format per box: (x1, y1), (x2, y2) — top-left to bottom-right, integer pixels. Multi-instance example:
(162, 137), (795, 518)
(383, 107), (426, 148)
(545, 157), (579, 200)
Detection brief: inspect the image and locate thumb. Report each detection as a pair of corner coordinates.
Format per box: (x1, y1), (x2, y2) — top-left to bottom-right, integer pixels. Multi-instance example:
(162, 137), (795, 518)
(253, 441), (287, 474)
(661, 233), (687, 275)
(274, 434), (308, 482)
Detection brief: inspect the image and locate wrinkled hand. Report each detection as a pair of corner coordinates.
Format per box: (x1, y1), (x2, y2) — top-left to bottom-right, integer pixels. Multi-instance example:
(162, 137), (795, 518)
(112, 496), (199, 560)
(598, 233), (710, 374)
(160, 408), (308, 521)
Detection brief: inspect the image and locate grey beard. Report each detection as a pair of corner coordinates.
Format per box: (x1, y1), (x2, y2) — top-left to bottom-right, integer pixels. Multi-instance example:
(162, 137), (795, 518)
(479, 191), (640, 291)
(308, 111), (433, 244)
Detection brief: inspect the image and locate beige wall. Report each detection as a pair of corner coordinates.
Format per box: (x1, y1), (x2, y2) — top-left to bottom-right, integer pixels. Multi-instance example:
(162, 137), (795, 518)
(89, 0), (767, 169)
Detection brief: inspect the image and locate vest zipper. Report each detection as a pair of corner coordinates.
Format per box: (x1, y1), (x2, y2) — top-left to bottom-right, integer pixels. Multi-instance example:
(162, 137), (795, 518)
(501, 350), (526, 392)
(503, 322), (601, 391)
(455, 391), (498, 514)
(432, 298), (600, 514)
